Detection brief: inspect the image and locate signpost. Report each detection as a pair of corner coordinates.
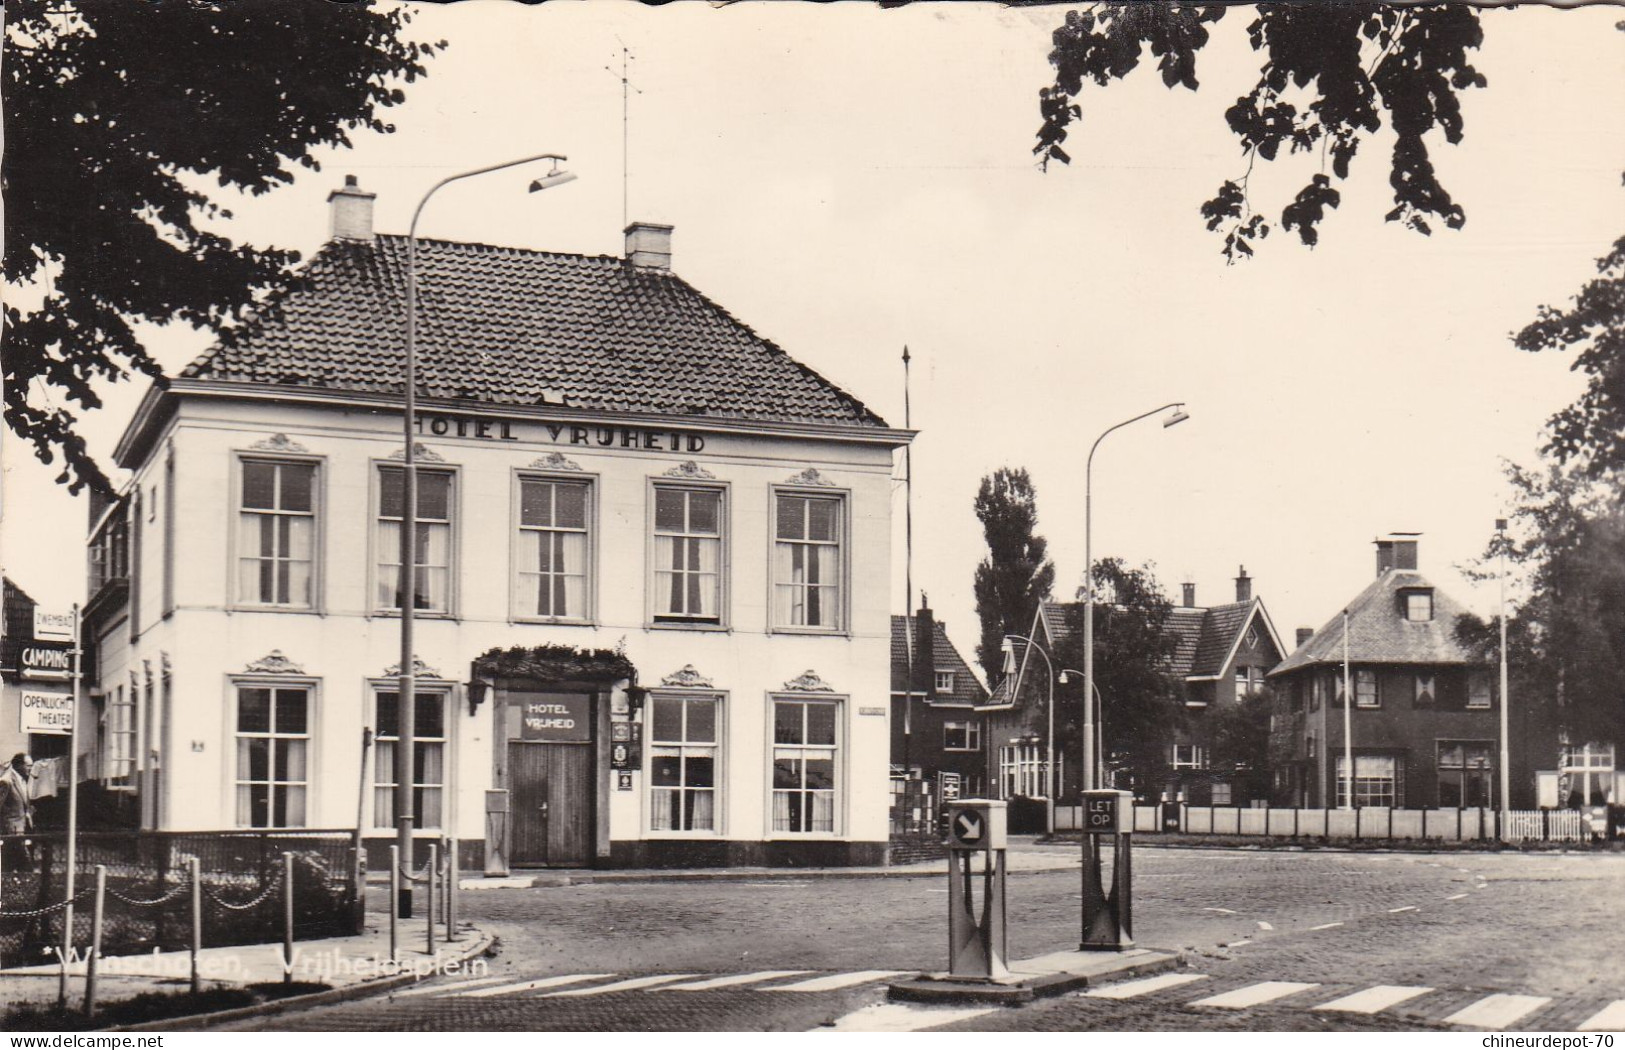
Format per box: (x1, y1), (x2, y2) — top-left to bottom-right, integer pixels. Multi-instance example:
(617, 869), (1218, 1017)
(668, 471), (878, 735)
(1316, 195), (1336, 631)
(941, 799), (1008, 980)
(19, 689), (73, 734)
(52, 605), (82, 1007)
(1081, 789), (1134, 951)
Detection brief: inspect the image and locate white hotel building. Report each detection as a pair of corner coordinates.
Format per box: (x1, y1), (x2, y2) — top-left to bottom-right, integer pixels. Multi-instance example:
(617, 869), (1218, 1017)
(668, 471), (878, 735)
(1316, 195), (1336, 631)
(82, 179), (910, 868)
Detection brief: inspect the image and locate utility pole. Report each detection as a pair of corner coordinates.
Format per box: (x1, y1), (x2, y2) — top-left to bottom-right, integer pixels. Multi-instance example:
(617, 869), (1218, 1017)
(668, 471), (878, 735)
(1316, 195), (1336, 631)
(1497, 518), (1511, 820)
(1342, 609), (1354, 810)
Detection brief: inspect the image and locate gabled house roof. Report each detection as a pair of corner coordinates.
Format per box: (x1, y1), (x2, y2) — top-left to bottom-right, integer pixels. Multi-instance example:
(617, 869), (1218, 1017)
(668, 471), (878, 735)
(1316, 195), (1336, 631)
(179, 234), (887, 428)
(1028, 598), (1283, 684)
(890, 615), (990, 707)
(1271, 570), (1481, 675)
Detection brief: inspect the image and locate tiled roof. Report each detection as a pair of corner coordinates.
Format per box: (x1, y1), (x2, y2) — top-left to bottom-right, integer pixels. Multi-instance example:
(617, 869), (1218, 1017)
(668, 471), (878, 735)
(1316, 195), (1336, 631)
(1166, 606), (1207, 677)
(1271, 570), (1480, 675)
(1189, 601), (1255, 678)
(181, 235), (887, 428)
(890, 615), (990, 705)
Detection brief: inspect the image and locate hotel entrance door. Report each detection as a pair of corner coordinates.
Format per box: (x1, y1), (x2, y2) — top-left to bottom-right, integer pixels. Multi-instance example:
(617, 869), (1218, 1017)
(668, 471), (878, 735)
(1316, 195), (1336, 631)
(504, 691), (595, 867)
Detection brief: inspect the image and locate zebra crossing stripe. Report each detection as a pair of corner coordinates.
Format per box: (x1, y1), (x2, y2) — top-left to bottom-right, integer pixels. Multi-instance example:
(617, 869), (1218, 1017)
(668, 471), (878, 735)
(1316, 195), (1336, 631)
(1085, 973), (1210, 1000)
(766, 970), (909, 992)
(1312, 985), (1433, 1014)
(820, 1003), (998, 1032)
(1443, 994), (1552, 1029)
(1578, 1000), (1625, 1032)
(463, 974), (615, 998)
(1190, 981), (1320, 1009)
(391, 975), (510, 998)
(545, 974), (699, 997)
(663, 971), (815, 991)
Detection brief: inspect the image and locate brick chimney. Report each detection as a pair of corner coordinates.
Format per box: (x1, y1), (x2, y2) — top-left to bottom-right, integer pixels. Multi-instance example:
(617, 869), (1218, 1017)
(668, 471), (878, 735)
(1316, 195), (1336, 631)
(913, 596), (936, 699)
(1296, 627), (1314, 648)
(1234, 566), (1252, 603)
(1181, 582), (1197, 608)
(327, 175), (376, 242)
(625, 222), (673, 270)
(1375, 533), (1421, 576)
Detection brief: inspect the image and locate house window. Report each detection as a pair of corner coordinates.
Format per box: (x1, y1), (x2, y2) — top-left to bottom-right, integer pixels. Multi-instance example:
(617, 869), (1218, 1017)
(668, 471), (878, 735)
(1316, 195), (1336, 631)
(1336, 754), (1401, 808)
(1406, 591), (1433, 622)
(943, 721), (981, 752)
(1211, 782), (1233, 805)
(935, 670), (956, 693)
(1306, 734), (1317, 758)
(376, 467), (453, 613)
(650, 694), (719, 832)
(1355, 669), (1379, 708)
(997, 743), (1057, 798)
(105, 684), (136, 784)
(1172, 744), (1207, 769)
(1560, 744), (1616, 807)
(1467, 672), (1493, 709)
(1437, 740), (1493, 808)
(1309, 675), (1322, 712)
(772, 698), (840, 833)
(1235, 667), (1263, 699)
(162, 451), (176, 616)
(516, 477), (591, 620)
(373, 690), (446, 829)
(237, 460), (317, 607)
(652, 486), (722, 624)
(235, 685), (309, 828)
(1414, 673), (1436, 708)
(773, 493), (844, 630)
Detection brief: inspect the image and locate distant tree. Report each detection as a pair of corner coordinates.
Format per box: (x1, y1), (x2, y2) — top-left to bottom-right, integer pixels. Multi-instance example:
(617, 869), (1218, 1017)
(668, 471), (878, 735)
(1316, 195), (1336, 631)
(972, 468), (1056, 684)
(1053, 558), (1184, 793)
(3, 0), (442, 494)
(1035, 4), (1487, 261)
(1456, 462), (1625, 755)
(1209, 687), (1274, 802)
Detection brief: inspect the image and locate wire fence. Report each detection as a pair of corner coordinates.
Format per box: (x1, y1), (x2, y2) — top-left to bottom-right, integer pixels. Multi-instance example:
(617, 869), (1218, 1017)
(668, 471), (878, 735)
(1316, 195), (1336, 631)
(0, 829), (363, 966)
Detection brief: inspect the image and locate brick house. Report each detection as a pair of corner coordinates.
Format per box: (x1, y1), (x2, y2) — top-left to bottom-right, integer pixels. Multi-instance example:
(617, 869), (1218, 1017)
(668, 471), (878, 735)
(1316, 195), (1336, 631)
(985, 567), (1285, 813)
(1268, 534), (1500, 809)
(889, 602), (990, 804)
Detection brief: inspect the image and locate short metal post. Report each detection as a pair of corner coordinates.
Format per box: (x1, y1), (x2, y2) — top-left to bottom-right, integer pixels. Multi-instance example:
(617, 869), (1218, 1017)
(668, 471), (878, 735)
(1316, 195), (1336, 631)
(388, 845), (400, 964)
(1422, 807), (1428, 841)
(84, 865), (105, 1018)
(282, 851), (294, 986)
(189, 856), (202, 995)
(425, 842), (437, 956)
(445, 838), (458, 943)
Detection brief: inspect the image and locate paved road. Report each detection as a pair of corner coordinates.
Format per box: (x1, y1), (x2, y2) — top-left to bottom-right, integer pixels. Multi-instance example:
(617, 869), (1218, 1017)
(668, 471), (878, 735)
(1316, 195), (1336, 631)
(236, 846), (1625, 1032)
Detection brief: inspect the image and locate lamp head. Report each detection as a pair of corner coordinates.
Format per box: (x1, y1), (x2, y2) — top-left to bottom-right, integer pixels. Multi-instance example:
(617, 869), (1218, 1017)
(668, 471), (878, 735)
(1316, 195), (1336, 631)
(1163, 406), (1190, 429)
(1058, 670), (1071, 685)
(529, 167), (578, 193)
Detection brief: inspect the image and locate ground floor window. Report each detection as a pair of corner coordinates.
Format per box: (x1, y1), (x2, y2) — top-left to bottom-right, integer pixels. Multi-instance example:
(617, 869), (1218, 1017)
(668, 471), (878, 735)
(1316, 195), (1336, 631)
(1336, 753), (1402, 808)
(650, 693), (719, 832)
(236, 685), (309, 828)
(1210, 782), (1232, 805)
(997, 743), (1059, 799)
(374, 690), (446, 829)
(1561, 743), (1616, 807)
(1437, 740), (1494, 808)
(772, 697), (839, 833)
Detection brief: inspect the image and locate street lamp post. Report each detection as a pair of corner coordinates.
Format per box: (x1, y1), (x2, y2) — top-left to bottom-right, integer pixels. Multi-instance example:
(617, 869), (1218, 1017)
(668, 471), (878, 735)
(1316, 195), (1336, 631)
(396, 153), (576, 918)
(1058, 670), (1099, 786)
(1497, 518), (1511, 824)
(1002, 635), (1055, 835)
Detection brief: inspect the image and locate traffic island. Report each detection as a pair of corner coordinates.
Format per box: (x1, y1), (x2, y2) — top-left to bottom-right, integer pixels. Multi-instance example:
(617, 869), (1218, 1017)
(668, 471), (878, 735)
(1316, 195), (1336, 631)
(887, 947), (1182, 1005)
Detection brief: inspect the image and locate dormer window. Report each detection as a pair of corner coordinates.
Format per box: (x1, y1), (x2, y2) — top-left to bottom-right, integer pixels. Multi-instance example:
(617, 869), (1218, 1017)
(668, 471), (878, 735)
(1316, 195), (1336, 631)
(935, 670), (955, 693)
(1404, 590), (1433, 622)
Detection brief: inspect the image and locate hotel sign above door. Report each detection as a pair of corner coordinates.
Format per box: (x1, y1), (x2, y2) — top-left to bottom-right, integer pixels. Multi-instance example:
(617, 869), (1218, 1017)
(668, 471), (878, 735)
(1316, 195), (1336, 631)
(516, 693), (592, 743)
(416, 414), (706, 453)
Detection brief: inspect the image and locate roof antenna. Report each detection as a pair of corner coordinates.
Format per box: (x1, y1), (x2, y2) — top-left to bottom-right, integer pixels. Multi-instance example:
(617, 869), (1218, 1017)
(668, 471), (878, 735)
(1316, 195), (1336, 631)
(605, 41), (643, 231)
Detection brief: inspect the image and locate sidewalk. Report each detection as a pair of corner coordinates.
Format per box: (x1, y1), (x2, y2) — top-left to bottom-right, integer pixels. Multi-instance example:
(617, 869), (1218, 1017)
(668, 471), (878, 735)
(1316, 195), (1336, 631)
(0, 911), (493, 1029)
(450, 847), (1080, 890)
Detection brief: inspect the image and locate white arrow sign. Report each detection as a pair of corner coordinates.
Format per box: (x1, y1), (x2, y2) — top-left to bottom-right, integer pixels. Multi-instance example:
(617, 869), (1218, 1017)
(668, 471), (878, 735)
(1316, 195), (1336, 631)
(953, 811), (983, 843)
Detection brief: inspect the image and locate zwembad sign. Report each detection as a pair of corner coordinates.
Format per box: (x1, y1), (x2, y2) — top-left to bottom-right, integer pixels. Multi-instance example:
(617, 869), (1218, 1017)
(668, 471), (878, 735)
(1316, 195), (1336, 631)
(516, 694), (592, 743)
(415, 414), (706, 453)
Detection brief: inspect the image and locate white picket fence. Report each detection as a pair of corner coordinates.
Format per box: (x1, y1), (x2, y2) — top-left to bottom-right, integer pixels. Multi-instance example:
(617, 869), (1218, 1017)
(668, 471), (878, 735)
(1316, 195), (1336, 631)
(1052, 804), (1594, 842)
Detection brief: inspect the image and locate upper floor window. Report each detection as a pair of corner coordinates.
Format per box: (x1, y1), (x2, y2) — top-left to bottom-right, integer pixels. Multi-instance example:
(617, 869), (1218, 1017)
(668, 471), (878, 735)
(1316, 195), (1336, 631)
(376, 467), (454, 614)
(1171, 744), (1206, 769)
(1467, 671), (1493, 709)
(1234, 666), (1263, 699)
(652, 486), (723, 624)
(1355, 668), (1380, 708)
(516, 477), (591, 621)
(935, 670), (956, 693)
(104, 684), (135, 784)
(1405, 591), (1434, 622)
(237, 459), (317, 608)
(773, 493), (844, 630)
(943, 721), (981, 752)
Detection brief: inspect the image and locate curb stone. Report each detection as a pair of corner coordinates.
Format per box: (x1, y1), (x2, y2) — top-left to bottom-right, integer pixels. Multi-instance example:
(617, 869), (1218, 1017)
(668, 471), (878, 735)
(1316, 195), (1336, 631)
(107, 927), (496, 1033)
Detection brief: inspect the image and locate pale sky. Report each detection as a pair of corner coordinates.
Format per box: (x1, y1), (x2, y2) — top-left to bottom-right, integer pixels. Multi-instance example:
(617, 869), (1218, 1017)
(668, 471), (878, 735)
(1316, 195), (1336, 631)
(4, 2), (1622, 676)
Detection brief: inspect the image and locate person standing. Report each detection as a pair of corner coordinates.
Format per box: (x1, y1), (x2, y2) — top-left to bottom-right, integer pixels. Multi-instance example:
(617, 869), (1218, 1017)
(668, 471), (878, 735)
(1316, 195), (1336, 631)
(0, 753), (35, 869)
